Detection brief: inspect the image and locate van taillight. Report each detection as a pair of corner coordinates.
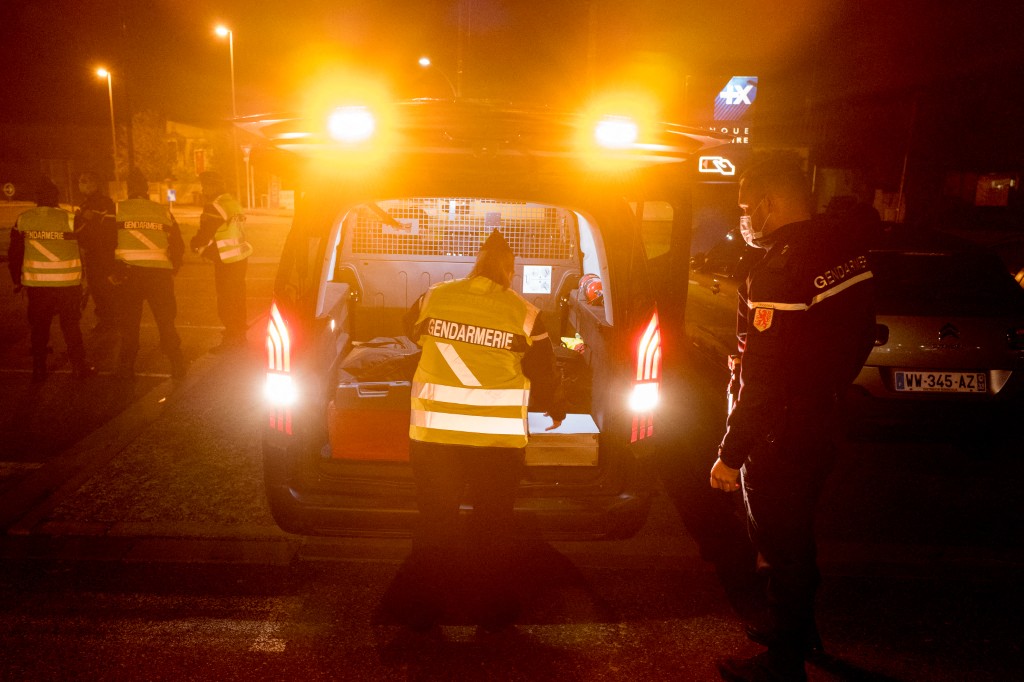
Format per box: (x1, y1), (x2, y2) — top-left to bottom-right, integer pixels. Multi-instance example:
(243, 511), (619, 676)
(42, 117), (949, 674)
(266, 301), (295, 434)
(631, 310), (661, 443)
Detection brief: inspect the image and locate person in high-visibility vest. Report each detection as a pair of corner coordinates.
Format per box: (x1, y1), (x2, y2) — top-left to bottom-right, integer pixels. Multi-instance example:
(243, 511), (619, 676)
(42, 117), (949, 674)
(7, 177), (96, 382)
(110, 168), (187, 381)
(189, 171), (253, 353)
(392, 228), (565, 633)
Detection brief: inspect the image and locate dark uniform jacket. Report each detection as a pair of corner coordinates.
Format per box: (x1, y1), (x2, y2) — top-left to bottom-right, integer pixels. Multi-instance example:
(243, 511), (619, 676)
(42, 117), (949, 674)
(718, 218), (876, 470)
(74, 194), (117, 262)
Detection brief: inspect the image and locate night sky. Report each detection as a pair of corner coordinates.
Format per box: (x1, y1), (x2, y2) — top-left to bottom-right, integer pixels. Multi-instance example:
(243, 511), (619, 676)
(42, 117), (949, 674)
(1, 1), (1022, 175)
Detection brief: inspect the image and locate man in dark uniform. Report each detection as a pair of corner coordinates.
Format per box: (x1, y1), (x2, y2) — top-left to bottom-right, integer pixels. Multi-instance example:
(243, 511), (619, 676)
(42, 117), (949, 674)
(74, 171), (118, 333)
(7, 177), (96, 382)
(111, 168), (187, 381)
(395, 229), (565, 633)
(189, 170), (252, 352)
(710, 160), (876, 682)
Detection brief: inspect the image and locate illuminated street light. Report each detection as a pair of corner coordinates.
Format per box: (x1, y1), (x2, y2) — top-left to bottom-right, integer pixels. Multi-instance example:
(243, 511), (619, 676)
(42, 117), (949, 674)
(418, 56), (458, 98)
(95, 68), (119, 191)
(214, 24), (246, 207)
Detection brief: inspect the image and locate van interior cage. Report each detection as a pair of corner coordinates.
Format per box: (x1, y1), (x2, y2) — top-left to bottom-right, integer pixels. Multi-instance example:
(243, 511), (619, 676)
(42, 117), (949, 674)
(348, 198), (578, 260)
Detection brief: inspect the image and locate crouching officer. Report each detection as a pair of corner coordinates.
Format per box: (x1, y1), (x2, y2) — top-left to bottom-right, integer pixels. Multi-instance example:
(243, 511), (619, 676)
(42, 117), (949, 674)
(394, 228), (565, 633)
(7, 177), (96, 382)
(190, 170), (253, 352)
(111, 168), (187, 380)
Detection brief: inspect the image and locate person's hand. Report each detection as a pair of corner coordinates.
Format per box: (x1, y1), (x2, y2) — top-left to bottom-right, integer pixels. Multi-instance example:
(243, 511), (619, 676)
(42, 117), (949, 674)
(544, 412), (563, 431)
(710, 457), (741, 492)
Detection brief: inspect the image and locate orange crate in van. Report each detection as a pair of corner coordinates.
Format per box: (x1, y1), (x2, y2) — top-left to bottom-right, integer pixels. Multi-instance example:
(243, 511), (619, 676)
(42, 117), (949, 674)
(328, 381), (411, 462)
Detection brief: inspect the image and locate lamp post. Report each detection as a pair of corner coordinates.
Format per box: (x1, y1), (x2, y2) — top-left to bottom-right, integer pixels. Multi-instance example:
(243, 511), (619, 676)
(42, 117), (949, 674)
(418, 56), (459, 98)
(96, 68), (119, 192)
(215, 25), (245, 207)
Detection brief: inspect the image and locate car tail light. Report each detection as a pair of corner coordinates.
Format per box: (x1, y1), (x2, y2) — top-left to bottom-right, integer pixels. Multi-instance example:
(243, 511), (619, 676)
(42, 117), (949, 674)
(1009, 326), (1024, 351)
(266, 301), (295, 434)
(631, 310), (661, 443)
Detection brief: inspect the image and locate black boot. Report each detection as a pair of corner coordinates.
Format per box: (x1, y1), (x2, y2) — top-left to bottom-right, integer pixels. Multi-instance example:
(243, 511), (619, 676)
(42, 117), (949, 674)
(717, 650), (807, 682)
(745, 619), (824, 659)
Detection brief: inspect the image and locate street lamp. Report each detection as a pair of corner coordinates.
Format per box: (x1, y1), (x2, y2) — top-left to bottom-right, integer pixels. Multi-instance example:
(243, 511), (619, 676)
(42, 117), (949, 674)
(96, 68), (119, 191)
(418, 56), (458, 98)
(215, 24), (245, 207)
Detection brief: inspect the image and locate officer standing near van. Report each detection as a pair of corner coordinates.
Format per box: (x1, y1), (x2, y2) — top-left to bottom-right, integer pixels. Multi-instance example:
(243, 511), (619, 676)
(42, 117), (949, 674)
(7, 177), (96, 382)
(111, 168), (187, 380)
(189, 170), (252, 352)
(710, 159), (876, 682)
(398, 228), (565, 633)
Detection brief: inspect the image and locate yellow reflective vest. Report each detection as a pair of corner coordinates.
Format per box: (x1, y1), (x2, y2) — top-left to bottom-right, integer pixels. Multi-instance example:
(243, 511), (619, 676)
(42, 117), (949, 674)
(410, 276), (539, 449)
(15, 207), (81, 287)
(115, 198), (173, 269)
(211, 194), (253, 263)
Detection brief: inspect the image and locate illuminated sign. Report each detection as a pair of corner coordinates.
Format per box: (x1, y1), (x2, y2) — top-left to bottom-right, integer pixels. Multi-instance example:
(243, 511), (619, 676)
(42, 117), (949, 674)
(715, 76), (758, 122)
(698, 156), (736, 176)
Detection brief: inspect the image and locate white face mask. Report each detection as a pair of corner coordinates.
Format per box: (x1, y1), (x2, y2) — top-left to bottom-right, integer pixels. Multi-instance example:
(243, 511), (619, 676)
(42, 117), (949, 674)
(739, 199), (770, 248)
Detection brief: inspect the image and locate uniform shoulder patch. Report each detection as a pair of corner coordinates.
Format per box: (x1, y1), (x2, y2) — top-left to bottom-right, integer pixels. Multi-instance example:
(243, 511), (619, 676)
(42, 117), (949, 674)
(752, 307), (774, 332)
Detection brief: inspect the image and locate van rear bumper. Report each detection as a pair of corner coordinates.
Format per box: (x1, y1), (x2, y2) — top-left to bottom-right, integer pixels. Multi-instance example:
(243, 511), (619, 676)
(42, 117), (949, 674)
(265, 482), (654, 541)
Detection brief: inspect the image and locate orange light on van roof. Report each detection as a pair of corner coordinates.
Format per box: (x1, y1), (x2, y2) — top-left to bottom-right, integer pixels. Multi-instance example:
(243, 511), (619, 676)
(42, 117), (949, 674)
(327, 106), (376, 143)
(594, 115), (639, 149)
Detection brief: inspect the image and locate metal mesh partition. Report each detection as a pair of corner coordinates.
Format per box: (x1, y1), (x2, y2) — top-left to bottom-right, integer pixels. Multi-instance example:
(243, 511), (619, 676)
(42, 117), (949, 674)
(348, 198), (577, 259)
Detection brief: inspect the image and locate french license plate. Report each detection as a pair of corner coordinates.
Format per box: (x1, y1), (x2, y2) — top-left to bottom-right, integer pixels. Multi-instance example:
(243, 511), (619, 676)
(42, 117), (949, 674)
(893, 371), (987, 393)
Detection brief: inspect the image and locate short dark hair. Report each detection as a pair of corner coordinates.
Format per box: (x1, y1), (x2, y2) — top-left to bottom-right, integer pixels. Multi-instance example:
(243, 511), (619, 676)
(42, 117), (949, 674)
(740, 158), (812, 211)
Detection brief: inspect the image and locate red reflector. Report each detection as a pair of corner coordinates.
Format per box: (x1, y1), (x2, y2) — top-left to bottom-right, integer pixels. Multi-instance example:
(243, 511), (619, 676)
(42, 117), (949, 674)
(267, 302), (292, 372)
(632, 310), (661, 443)
(636, 310), (662, 382)
(267, 301), (294, 433)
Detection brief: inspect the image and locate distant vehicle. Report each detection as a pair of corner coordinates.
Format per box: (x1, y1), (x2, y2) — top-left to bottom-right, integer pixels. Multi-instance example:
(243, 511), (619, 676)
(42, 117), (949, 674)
(687, 222), (1024, 427)
(247, 99), (730, 538)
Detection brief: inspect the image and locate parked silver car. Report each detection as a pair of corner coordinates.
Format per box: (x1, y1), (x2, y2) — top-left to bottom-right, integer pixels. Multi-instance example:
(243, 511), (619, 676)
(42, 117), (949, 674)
(687, 223), (1024, 427)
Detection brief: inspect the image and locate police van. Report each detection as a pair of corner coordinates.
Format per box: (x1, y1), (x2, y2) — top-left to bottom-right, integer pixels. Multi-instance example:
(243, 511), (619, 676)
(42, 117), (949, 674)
(251, 99), (729, 538)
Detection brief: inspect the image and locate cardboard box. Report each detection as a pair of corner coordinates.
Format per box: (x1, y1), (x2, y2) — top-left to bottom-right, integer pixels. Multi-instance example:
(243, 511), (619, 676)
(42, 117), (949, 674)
(525, 412), (599, 466)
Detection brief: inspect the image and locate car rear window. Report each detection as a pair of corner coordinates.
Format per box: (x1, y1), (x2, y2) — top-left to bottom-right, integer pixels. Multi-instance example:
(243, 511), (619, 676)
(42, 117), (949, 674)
(870, 250), (1024, 316)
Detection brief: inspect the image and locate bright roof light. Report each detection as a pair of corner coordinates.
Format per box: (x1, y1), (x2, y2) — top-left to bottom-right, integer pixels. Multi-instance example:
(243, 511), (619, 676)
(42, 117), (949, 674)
(327, 106), (376, 143)
(594, 115), (639, 149)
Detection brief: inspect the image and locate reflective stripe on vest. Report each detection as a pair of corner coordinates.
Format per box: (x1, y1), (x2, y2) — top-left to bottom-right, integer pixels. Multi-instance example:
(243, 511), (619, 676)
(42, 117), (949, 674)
(409, 276), (536, 448)
(115, 198), (173, 269)
(16, 207), (81, 287)
(212, 194), (253, 263)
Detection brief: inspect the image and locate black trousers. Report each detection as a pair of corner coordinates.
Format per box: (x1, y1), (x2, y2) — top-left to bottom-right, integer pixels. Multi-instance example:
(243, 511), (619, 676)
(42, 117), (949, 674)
(82, 251), (117, 326)
(741, 416), (837, 653)
(214, 258), (248, 339)
(26, 286), (86, 363)
(117, 266), (181, 364)
(405, 439), (523, 617)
